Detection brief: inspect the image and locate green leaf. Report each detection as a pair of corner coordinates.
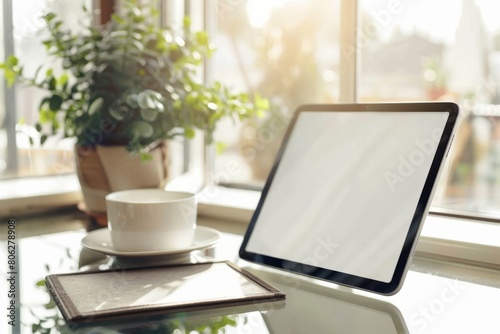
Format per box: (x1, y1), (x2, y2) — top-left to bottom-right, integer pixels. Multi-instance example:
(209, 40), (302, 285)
(42, 40), (52, 51)
(140, 108), (158, 122)
(183, 17), (191, 29)
(58, 73), (69, 87)
(111, 13), (126, 25)
(39, 109), (52, 123)
(148, 5), (159, 17)
(216, 142), (227, 155)
(109, 105), (129, 121)
(88, 97), (103, 116)
(140, 152), (153, 162)
(54, 21), (63, 30)
(40, 135), (48, 145)
(36, 279), (46, 287)
(110, 30), (128, 38)
(125, 94), (139, 108)
(184, 127), (195, 139)
(137, 90), (162, 110)
(6, 55), (18, 67)
(173, 100), (182, 110)
(49, 95), (63, 111)
(48, 77), (56, 90)
(4, 70), (17, 86)
(44, 299), (56, 309)
(195, 31), (209, 46)
(255, 96), (270, 110)
(44, 12), (56, 22)
(131, 121), (154, 138)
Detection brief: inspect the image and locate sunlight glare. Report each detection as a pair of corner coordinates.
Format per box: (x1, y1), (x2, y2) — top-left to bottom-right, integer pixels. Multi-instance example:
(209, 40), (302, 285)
(246, 0), (303, 28)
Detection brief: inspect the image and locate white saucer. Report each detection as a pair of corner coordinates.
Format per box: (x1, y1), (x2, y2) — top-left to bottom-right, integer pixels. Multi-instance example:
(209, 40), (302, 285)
(81, 226), (221, 258)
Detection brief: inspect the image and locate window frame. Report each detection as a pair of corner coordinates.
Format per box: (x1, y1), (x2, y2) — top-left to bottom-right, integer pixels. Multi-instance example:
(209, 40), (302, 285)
(2, 0), (17, 175)
(2, 0), (115, 177)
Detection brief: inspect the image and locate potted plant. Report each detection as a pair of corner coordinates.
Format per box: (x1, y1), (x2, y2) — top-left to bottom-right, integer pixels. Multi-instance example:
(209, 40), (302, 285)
(0, 0), (268, 215)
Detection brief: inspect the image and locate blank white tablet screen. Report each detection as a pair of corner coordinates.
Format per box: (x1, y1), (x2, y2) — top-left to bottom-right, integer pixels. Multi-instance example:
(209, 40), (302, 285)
(246, 111), (448, 283)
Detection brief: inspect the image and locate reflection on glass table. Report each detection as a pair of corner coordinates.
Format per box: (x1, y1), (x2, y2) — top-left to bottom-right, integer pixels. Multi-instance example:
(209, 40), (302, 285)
(30, 301), (277, 334)
(248, 268), (408, 334)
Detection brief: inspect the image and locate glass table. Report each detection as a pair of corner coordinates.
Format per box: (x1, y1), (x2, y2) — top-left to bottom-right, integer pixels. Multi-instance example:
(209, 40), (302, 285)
(2, 211), (500, 333)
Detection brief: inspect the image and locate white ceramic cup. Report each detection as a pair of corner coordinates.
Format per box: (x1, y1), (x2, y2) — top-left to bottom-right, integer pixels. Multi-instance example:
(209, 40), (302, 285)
(105, 189), (197, 252)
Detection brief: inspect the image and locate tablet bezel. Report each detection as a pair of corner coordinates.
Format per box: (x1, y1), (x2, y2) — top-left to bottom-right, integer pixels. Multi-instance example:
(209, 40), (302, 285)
(239, 102), (460, 295)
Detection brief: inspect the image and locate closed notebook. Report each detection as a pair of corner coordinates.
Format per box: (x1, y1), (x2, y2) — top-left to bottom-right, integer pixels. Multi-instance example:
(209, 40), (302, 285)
(45, 261), (286, 323)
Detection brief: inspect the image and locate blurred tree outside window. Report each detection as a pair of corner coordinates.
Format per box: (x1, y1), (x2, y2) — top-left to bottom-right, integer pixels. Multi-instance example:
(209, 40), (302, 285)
(212, 0), (341, 188)
(359, 0), (500, 215)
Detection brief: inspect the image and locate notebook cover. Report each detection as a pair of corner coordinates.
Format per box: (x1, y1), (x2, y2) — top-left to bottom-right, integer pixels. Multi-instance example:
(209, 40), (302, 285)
(45, 261), (286, 323)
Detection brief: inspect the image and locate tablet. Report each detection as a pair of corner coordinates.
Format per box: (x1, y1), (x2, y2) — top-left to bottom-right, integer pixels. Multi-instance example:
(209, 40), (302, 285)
(239, 102), (460, 295)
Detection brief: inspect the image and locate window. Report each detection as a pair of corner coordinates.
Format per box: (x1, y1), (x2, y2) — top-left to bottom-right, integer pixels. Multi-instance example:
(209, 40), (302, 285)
(211, 0), (341, 189)
(1, 0), (91, 179)
(209, 0), (500, 218)
(358, 0), (500, 216)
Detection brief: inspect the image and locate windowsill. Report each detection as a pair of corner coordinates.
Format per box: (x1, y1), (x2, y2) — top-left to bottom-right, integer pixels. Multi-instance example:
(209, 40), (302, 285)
(0, 174), (83, 217)
(1, 175), (500, 269)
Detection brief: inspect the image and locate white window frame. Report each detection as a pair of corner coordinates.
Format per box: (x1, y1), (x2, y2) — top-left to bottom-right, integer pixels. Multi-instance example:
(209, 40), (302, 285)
(1, 0), (17, 175)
